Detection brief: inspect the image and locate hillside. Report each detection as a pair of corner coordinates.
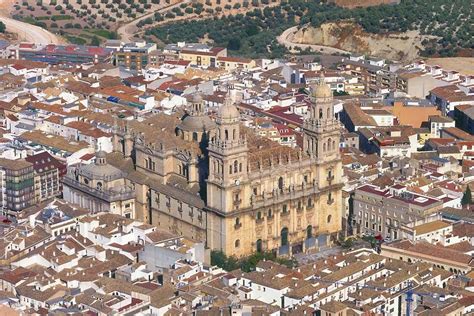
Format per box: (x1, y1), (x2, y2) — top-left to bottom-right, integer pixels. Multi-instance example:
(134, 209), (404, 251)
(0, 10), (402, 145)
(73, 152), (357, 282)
(149, 0), (472, 59)
(290, 21), (431, 61)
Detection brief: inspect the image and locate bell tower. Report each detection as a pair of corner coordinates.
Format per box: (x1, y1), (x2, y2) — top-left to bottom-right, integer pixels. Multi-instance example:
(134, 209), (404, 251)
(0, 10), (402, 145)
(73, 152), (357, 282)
(207, 95), (248, 213)
(303, 74), (340, 163)
(303, 74), (342, 235)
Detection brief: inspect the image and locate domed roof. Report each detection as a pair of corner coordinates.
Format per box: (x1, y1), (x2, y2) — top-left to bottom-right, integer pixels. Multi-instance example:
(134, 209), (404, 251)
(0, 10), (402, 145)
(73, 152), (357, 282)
(312, 74), (332, 99)
(179, 114), (216, 132)
(217, 97), (240, 120)
(79, 162), (125, 181)
(191, 92), (203, 103)
(96, 150), (107, 159)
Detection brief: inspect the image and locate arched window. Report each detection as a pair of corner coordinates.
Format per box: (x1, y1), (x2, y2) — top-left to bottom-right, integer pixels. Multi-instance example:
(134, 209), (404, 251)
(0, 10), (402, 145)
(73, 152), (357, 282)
(225, 129), (229, 140)
(306, 225), (313, 239)
(233, 129), (236, 140)
(96, 182), (102, 191)
(327, 215), (332, 223)
(333, 140), (336, 150)
(229, 165), (232, 174)
(239, 163), (242, 172)
(327, 138), (331, 151)
(235, 218), (240, 225)
(307, 197), (313, 207)
(327, 108), (330, 119)
(256, 211), (262, 220)
(234, 160), (238, 173)
(256, 239), (263, 253)
(323, 143), (326, 152)
(319, 108), (323, 119)
(235, 239), (240, 248)
(278, 177), (284, 191)
(192, 132), (198, 141)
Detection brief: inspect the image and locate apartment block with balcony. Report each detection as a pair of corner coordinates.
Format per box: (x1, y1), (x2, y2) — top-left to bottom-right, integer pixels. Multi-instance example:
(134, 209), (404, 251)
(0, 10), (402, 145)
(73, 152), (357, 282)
(0, 158), (35, 215)
(25, 151), (66, 203)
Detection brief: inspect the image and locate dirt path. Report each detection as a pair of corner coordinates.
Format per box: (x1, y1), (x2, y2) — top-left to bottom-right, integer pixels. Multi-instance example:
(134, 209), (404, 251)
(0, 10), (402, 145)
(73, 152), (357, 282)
(0, 0), (63, 44)
(117, 0), (190, 42)
(277, 25), (351, 55)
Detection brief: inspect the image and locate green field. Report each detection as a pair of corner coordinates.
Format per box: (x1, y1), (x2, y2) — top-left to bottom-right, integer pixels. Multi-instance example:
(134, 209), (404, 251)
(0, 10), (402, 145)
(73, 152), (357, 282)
(88, 29), (118, 39)
(65, 35), (87, 45)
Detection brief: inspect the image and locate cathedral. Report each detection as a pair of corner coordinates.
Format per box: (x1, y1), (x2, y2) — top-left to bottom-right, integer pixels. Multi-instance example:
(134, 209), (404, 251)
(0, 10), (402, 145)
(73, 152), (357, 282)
(64, 79), (343, 257)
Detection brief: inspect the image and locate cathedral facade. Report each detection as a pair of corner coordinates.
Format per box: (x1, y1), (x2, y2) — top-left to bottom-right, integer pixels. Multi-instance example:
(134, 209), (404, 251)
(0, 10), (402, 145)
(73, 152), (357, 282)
(101, 80), (343, 257)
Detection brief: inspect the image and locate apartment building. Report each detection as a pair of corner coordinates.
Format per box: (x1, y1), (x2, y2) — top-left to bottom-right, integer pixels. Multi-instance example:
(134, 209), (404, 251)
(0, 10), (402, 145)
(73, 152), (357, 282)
(429, 115), (455, 137)
(25, 151), (65, 203)
(179, 47), (227, 68)
(0, 158), (35, 214)
(353, 184), (443, 240)
(454, 104), (474, 135)
(112, 42), (158, 71)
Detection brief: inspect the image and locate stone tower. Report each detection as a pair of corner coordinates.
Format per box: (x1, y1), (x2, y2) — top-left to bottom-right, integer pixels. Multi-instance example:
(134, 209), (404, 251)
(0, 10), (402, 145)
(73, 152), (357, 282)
(303, 74), (343, 235)
(207, 95), (248, 213)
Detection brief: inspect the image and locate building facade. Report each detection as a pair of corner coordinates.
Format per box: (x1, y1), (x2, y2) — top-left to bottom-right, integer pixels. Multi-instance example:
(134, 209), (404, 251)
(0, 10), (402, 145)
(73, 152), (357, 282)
(0, 158), (35, 214)
(63, 151), (136, 218)
(25, 151), (65, 203)
(97, 79), (343, 257)
(352, 184), (443, 240)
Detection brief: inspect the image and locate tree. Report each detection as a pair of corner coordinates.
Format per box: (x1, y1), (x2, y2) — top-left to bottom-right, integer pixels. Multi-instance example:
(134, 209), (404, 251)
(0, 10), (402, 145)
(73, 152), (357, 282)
(462, 186), (472, 206)
(227, 38), (241, 50)
(0, 22), (5, 33)
(91, 36), (100, 46)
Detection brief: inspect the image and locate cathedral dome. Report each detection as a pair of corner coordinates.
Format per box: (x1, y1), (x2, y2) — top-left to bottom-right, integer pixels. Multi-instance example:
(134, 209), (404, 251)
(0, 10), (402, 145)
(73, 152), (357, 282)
(179, 114), (216, 132)
(96, 150), (107, 159)
(191, 92), (203, 103)
(217, 97), (240, 120)
(312, 81), (332, 99)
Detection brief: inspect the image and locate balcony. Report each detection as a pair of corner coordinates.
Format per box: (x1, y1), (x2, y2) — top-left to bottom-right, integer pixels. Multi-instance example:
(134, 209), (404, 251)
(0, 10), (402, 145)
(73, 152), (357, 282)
(249, 181), (319, 209)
